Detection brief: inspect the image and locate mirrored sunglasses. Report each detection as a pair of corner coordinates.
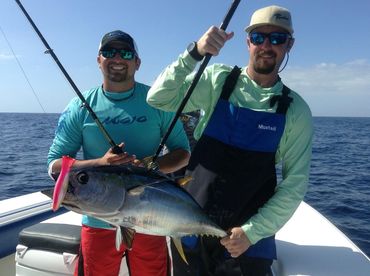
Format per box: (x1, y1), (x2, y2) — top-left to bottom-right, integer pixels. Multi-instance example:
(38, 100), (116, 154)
(100, 48), (135, 60)
(249, 32), (291, 46)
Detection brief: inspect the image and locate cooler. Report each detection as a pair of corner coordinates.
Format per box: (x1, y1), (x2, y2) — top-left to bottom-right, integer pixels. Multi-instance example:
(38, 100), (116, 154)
(15, 223), (81, 276)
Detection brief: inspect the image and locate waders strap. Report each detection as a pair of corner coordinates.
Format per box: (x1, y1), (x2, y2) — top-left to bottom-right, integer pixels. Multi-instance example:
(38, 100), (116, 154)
(220, 66), (293, 115)
(269, 85), (293, 115)
(220, 66), (242, 100)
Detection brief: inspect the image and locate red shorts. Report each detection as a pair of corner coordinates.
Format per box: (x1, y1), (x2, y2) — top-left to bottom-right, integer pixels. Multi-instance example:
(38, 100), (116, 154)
(75, 225), (169, 276)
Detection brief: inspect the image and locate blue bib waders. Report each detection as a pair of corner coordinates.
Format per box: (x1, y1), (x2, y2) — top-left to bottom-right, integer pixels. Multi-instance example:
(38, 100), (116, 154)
(172, 67), (292, 276)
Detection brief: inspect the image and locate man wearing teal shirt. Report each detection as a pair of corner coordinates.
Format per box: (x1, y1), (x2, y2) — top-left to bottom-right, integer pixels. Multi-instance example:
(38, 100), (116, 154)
(147, 6), (313, 276)
(48, 30), (190, 276)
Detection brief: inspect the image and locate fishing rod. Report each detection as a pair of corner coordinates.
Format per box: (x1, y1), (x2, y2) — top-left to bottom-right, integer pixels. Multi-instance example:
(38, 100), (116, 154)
(15, 0), (123, 154)
(151, 0), (241, 163)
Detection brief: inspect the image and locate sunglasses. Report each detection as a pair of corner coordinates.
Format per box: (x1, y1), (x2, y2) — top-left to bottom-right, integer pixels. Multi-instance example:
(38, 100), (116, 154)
(249, 32), (291, 46)
(100, 48), (135, 60)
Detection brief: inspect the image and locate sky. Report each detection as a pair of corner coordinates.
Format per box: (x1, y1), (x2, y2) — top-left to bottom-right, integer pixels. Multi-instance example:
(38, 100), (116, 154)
(0, 0), (370, 117)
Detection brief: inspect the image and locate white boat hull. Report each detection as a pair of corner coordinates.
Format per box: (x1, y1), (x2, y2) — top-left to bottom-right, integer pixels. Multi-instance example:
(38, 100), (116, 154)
(272, 202), (370, 276)
(1, 192), (369, 275)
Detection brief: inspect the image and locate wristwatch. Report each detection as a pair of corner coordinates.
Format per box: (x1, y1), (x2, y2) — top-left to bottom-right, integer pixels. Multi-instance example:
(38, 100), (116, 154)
(187, 41), (204, 61)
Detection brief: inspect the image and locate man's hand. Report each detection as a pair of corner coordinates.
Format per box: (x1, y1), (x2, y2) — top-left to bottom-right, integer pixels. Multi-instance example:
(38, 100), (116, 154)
(220, 227), (252, 258)
(197, 26), (234, 57)
(99, 143), (136, 166)
(50, 143), (137, 175)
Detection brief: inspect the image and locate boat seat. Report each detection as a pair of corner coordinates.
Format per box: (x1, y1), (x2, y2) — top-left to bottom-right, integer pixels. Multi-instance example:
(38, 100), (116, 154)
(18, 223), (81, 254)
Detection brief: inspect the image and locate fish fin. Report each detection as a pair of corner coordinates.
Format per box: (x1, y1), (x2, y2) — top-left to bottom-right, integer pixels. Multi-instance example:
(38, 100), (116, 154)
(172, 238), (188, 265)
(116, 226), (136, 251)
(176, 175), (193, 186)
(115, 226), (123, 251)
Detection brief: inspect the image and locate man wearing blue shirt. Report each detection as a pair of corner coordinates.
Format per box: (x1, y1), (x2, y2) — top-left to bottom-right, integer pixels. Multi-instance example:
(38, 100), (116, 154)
(48, 30), (190, 276)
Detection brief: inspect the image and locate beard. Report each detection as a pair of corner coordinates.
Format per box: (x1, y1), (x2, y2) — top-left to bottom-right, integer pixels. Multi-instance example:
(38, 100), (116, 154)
(107, 69), (128, 82)
(252, 50), (278, 75)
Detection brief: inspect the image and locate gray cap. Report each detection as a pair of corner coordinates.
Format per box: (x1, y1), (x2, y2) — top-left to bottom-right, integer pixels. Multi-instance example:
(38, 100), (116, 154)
(245, 5), (293, 34)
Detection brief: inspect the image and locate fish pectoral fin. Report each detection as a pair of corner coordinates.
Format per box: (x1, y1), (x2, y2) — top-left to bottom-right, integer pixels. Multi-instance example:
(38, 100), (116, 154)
(176, 175), (193, 187)
(172, 238), (188, 265)
(114, 226), (136, 251)
(120, 226), (136, 250)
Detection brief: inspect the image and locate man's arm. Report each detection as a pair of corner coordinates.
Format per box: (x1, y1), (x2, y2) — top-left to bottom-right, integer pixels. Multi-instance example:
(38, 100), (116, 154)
(47, 97), (137, 176)
(147, 26), (233, 113)
(49, 143), (137, 175)
(156, 148), (190, 174)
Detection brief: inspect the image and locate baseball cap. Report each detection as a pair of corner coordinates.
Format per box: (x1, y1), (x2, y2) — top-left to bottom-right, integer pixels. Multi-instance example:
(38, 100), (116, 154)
(245, 5), (293, 34)
(98, 30), (139, 56)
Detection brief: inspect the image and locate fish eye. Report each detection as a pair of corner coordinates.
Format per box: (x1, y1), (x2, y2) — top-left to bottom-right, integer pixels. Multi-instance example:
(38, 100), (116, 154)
(76, 172), (89, 185)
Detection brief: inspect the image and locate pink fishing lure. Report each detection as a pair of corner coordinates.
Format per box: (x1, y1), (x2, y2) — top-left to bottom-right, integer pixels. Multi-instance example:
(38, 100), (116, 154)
(52, 156), (75, 211)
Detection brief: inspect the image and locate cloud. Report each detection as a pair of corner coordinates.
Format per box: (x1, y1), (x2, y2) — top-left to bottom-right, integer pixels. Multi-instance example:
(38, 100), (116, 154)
(284, 59), (370, 92)
(281, 59), (370, 116)
(0, 52), (17, 60)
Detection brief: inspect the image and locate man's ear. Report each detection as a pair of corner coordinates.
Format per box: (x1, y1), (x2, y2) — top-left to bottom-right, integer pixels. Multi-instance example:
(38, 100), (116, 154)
(97, 55), (101, 68)
(287, 38), (295, 52)
(135, 57), (141, 70)
(246, 37), (251, 50)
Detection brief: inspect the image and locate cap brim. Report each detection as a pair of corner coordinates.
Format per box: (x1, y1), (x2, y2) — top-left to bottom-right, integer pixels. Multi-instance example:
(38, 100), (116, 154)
(100, 40), (133, 49)
(245, 23), (293, 34)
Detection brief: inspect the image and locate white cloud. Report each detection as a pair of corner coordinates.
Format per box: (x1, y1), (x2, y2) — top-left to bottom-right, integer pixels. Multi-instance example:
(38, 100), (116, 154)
(0, 52), (17, 60)
(281, 59), (370, 117)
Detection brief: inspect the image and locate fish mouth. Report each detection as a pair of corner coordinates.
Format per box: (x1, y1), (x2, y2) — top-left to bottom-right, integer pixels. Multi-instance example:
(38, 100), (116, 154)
(42, 188), (81, 212)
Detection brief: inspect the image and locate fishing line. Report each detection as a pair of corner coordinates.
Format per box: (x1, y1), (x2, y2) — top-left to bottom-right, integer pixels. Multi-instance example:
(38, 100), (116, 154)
(278, 52), (289, 73)
(151, 0), (241, 163)
(0, 25), (47, 113)
(15, 0), (123, 154)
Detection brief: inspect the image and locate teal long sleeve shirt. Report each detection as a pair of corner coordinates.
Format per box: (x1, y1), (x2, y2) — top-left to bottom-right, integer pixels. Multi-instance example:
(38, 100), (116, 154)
(48, 82), (190, 229)
(147, 50), (313, 244)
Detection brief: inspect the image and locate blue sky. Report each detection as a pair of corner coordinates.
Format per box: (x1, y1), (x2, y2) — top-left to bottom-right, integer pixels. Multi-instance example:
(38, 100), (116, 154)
(0, 0), (369, 117)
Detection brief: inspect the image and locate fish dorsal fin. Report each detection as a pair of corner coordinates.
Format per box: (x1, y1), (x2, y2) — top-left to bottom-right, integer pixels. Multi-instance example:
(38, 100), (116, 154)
(172, 238), (188, 265)
(115, 226), (136, 251)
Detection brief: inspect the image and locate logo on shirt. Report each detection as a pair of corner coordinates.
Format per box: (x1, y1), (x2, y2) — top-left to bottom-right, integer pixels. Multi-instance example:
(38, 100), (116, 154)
(258, 124), (277, 132)
(102, 115), (147, 125)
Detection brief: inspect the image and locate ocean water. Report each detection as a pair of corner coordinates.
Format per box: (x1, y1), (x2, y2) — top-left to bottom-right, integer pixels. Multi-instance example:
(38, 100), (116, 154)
(0, 113), (369, 257)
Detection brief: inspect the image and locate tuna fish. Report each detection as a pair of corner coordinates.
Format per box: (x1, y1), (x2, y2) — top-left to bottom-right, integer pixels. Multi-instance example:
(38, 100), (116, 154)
(42, 158), (226, 262)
